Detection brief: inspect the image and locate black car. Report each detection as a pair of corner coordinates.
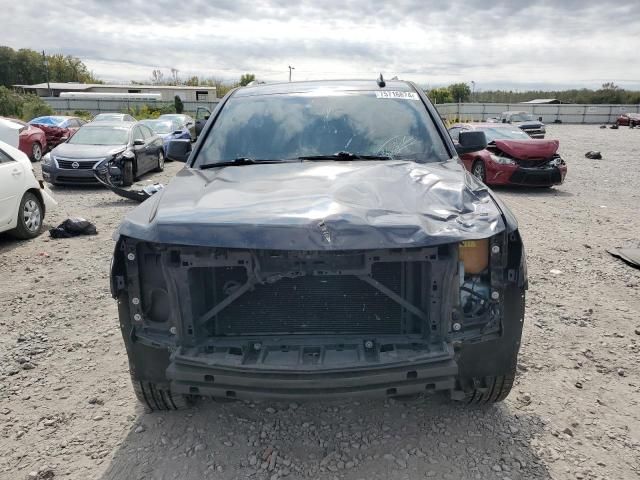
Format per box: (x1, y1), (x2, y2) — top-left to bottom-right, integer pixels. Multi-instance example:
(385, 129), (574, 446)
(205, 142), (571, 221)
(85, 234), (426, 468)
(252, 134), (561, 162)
(494, 111), (546, 138)
(111, 79), (527, 410)
(42, 121), (164, 186)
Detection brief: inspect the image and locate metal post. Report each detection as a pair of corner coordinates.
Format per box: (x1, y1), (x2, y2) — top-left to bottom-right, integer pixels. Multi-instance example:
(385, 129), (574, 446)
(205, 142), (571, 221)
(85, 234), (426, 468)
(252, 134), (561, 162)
(288, 65), (295, 82)
(42, 50), (52, 97)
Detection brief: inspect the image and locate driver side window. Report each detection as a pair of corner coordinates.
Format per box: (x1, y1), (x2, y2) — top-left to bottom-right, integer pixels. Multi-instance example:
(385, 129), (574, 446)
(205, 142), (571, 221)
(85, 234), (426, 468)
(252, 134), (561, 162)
(133, 126), (145, 142)
(140, 125), (153, 139)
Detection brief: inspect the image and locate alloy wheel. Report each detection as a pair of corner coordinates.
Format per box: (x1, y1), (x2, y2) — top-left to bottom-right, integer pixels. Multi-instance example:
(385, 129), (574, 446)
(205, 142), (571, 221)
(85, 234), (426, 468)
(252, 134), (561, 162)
(472, 161), (486, 182)
(32, 143), (42, 162)
(23, 199), (42, 232)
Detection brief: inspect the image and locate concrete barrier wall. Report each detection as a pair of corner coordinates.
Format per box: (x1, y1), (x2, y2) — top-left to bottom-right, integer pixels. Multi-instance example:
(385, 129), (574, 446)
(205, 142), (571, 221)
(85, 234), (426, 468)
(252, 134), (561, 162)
(43, 97), (220, 115)
(43, 97), (639, 124)
(433, 103), (640, 124)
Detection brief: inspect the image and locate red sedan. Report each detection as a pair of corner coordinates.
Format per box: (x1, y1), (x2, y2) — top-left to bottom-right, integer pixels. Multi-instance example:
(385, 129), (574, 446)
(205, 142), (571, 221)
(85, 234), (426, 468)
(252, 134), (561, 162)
(616, 113), (640, 127)
(28, 115), (86, 150)
(0, 117), (47, 161)
(449, 123), (567, 187)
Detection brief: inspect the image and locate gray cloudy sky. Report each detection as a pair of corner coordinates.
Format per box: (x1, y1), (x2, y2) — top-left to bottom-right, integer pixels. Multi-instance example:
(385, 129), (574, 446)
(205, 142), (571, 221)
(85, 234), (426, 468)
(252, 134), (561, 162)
(4, 0), (640, 89)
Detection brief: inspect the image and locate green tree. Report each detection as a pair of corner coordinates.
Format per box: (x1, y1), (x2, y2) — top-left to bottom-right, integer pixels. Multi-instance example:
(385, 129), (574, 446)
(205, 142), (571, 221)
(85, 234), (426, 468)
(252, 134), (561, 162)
(427, 87), (454, 104)
(239, 73), (256, 86)
(174, 95), (184, 114)
(0, 86), (23, 116)
(0, 46), (101, 87)
(21, 95), (53, 120)
(448, 83), (471, 103)
(184, 76), (199, 86)
(0, 86), (53, 120)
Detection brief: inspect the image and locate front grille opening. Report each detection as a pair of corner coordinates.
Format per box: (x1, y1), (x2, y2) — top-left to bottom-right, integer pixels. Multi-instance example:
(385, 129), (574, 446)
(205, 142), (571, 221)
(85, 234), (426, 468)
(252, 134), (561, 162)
(188, 259), (434, 337)
(386, 388), (397, 395)
(406, 371), (418, 379)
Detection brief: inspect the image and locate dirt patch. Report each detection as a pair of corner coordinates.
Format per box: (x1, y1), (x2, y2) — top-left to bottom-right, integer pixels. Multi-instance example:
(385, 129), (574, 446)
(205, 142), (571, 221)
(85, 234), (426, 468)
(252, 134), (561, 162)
(1, 125), (639, 479)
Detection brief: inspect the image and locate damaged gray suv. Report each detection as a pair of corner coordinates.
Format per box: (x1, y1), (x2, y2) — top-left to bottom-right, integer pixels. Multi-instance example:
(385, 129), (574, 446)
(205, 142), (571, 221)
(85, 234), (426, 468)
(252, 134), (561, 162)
(111, 79), (527, 410)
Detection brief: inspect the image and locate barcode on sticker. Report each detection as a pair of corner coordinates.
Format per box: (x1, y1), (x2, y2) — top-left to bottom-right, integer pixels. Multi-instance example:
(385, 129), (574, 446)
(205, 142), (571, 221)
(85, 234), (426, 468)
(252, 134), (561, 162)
(375, 91), (419, 100)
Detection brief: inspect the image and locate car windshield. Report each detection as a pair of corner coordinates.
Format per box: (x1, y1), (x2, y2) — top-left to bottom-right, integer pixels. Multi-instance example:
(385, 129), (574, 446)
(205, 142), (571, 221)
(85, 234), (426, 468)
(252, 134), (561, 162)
(94, 114), (123, 121)
(141, 120), (177, 134)
(510, 113), (535, 122)
(195, 91), (449, 165)
(480, 127), (531, 142)
(29, 116), (66, 126)
(68, 126), (129, 145)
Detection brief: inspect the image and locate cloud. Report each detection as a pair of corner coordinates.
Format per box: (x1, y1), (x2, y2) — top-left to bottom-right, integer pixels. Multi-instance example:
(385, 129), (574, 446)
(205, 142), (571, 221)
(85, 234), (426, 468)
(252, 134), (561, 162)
(3, 0), (639, 89)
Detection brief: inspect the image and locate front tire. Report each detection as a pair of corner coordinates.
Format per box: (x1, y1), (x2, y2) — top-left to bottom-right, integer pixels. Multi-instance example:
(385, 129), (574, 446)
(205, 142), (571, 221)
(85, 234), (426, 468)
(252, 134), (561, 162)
(122, 160), (134, 186)
(456, 361), (517, 405)
(31, 142), (43, 162)
(131, 376), (192, 411)
(471, 160), (487, 183)
(10, 192), (44, 239)
(154, 150), (165, 172)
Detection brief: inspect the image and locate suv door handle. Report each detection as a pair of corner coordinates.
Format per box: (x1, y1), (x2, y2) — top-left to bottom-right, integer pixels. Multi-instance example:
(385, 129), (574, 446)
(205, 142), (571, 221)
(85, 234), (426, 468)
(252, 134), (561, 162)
(12, 169), (22, 176)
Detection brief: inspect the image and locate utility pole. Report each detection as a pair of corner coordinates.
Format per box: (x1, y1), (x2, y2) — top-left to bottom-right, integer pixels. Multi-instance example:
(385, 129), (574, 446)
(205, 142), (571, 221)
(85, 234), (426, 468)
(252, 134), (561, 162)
(288, 65), (295, 82)
(42, 50), (51, 97)
(471, 80), (475, 102)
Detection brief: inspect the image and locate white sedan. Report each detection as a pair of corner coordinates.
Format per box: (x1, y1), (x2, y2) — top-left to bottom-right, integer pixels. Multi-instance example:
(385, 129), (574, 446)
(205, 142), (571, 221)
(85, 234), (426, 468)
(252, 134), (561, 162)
(0, 140), (57, 239)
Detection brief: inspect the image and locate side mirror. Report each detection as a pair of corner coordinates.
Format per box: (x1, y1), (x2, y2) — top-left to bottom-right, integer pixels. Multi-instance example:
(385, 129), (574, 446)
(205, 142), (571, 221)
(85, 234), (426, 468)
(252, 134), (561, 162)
(173, 130), (183, 135)
(501, 118), (507, 123)
(538, 116), (543, 122)
(166, 139), (191, 162)
(455, 131), (487, 155)
(204, 115), (210, 120)
(133, 139), (145, 146)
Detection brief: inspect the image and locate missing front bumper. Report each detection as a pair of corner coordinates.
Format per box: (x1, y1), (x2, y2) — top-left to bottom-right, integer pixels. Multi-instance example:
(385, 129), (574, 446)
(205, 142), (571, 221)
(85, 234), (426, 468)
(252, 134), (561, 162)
(166, 339), (457, 400)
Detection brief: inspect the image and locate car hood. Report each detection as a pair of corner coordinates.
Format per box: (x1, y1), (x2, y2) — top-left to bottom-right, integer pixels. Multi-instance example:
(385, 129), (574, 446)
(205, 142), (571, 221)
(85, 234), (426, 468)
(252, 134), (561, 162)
(117, 160), (514, 250)
(492, 139), (559, 159)
(512, 121), (544, 129)
(52, 143), (126, 159)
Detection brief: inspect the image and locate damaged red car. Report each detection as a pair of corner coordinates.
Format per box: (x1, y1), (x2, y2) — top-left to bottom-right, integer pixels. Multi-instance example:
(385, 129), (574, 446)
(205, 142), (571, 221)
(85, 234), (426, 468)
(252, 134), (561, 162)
(449, 123), (567, 187)
(28, 115), (86, 150)
(616, 113), (640, 127)
(0, 117), (47, 161)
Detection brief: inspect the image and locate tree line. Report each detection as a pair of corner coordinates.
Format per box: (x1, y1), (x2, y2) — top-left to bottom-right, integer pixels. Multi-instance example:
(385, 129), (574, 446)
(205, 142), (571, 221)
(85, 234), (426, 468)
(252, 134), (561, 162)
(0, 46), (102, 87)
(427, 82), (640, 104)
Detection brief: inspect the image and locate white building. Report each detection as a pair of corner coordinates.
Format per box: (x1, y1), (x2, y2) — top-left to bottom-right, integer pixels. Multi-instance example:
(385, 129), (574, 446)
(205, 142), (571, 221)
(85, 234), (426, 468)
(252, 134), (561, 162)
(14, 82), (217, 101)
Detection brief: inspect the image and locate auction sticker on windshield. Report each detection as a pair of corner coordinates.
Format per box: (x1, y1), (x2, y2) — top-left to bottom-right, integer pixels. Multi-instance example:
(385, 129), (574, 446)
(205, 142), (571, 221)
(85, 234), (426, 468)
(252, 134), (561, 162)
(375, 91), (419, 100)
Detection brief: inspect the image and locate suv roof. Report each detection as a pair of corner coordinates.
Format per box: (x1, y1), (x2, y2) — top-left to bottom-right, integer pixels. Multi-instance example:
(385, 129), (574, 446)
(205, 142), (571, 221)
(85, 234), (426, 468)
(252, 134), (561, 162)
(235, 79), (416, 97)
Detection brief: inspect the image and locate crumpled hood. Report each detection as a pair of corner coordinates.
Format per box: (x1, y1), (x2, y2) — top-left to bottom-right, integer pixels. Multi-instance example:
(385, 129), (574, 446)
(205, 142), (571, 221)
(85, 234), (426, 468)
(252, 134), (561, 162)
(52, 143), (126, 159)
(117, 160), (514, 250)
(493, 139), (559, 159)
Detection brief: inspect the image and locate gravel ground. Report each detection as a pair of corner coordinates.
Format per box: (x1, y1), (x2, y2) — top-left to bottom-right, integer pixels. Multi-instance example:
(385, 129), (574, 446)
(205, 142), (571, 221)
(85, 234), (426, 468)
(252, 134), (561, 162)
(1, 124), (639, 480)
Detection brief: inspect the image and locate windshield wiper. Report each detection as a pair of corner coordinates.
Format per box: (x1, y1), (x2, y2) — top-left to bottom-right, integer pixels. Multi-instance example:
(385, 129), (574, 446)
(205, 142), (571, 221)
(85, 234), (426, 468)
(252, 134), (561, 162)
(297, 151), (390, 161)
(199, 158), (298, 170)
